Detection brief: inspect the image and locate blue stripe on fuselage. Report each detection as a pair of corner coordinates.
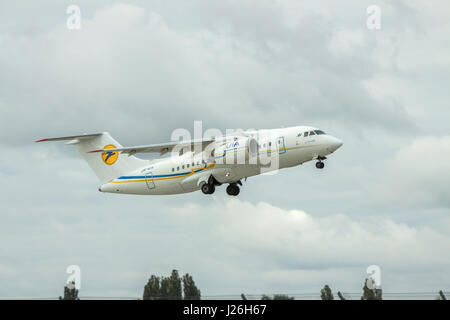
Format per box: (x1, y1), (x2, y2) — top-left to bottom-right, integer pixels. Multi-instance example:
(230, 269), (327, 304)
(117, 168), (205, 180)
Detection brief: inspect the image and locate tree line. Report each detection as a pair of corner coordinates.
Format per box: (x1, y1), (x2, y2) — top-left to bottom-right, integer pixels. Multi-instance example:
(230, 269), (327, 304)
(58, 271), (447, 300)
(143, 270), (201, 300)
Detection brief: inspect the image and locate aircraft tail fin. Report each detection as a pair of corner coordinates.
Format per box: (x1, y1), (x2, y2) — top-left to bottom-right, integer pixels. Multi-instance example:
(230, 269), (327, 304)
(36, 132), (146, 183)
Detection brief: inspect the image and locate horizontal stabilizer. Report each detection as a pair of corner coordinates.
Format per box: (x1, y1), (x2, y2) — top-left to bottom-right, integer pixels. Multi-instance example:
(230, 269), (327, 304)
(35, 133), (104, 143)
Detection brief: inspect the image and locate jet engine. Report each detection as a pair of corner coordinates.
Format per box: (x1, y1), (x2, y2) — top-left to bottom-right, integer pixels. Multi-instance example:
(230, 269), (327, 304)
(212, 137), (259, 164)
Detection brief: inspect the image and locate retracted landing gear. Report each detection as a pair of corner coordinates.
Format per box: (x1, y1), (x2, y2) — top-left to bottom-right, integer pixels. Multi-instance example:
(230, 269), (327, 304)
(226, 183), (240, 196)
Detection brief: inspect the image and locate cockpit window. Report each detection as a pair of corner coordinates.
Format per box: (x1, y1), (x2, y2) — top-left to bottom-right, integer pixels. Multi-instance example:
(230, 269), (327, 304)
(314, 130), (326, 135)
(304, 131), (309, 137)
(309, 131), (316, 136)
(297, 132), (302, 137)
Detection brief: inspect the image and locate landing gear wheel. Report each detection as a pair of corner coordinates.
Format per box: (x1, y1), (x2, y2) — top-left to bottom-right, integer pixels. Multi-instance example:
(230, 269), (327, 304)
(201, 183), (215, 195)
(226, 184), (240, 196)
(316, 161), (325, 169)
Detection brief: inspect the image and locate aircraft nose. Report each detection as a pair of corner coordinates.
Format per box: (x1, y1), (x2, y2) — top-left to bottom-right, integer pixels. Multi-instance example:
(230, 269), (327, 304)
(327, 136), (343, 152)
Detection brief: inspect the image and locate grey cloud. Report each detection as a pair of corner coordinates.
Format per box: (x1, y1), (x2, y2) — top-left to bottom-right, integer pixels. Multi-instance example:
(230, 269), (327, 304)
(0, 1), (428, 147)
(1, 0), (450, 298)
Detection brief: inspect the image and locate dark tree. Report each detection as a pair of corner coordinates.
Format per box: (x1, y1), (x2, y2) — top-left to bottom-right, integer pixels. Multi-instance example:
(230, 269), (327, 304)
(143, 270), (201, 300)
(273, 294), (294, 300)
(337, 291), (346, 300)
(168, 270), (182, 300)
(59, 281), (79, 300)
(143, 275), (160, 300)
(361, 278), (382, 300)
(182, 273), (201, 300)
(320, 285), (334, 300)
(160, 277), (170, 300)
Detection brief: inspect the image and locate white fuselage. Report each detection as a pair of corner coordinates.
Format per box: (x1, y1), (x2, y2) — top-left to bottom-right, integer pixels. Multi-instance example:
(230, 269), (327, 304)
(98, 126), (343, 195)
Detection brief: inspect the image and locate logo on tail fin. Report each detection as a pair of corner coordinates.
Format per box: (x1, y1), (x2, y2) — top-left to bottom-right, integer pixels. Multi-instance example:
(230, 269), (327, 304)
(101, 145), (118, 165)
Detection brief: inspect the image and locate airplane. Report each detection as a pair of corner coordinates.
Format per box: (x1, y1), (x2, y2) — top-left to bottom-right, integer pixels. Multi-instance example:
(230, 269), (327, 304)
(36, 126), (343, 196)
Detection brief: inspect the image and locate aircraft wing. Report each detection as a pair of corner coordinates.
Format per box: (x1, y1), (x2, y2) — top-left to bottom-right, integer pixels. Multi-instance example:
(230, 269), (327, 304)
(87, 138), (215, 156)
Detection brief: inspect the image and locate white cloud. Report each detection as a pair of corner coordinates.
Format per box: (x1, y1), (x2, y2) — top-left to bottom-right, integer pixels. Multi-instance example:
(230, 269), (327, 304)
(370, 136), (450, 208)
(0, 1), (422, 147)
(329, 30), (365, 56)
(175, 199), (450, 295)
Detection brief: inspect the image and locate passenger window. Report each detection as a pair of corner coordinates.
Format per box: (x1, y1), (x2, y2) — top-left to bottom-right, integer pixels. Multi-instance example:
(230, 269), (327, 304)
(187, 164), (190, 168)
(177, 166), (179, 170)
(182, 165), (185, 169)
(172, 168), (174, 172)
(304, 132), (309, 137)
(192, 162), (195, 167)
(269, 142), (272, 146)
(309, 131), (315, 136)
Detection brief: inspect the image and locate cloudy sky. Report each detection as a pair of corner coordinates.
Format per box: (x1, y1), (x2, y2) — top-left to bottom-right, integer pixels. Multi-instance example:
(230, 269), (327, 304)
(1, 0), (449, 299)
